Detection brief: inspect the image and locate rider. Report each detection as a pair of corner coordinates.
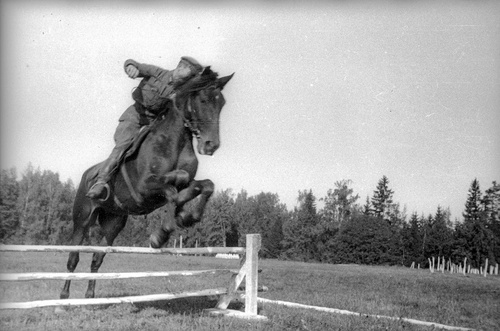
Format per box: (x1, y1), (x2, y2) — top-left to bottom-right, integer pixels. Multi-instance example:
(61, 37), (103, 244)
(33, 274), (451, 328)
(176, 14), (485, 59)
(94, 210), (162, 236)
(86, 56), (203, 200)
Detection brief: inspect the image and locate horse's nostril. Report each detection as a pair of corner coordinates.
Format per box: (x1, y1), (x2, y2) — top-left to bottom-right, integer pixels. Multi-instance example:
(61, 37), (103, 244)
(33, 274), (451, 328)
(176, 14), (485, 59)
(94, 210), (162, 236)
(203, 140), (219, 155)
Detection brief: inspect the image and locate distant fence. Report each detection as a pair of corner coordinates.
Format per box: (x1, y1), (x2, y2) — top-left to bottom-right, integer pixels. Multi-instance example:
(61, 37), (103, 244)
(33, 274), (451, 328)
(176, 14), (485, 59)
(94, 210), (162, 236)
(216, 253), (240, 259)
(0, 234), (266, 320)
(409, 256), (499, 277)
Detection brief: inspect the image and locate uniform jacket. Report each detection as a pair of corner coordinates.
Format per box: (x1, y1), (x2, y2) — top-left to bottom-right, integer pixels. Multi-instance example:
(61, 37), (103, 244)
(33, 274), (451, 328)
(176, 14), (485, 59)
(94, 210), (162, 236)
(124, 59), (176, 115)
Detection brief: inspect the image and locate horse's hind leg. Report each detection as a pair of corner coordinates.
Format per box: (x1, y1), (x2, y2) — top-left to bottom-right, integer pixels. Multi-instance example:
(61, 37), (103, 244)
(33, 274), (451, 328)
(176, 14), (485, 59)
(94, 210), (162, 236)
(60, 227), (86, 299)
(60, 202), (98, 299)
(85, 212), (127, 298)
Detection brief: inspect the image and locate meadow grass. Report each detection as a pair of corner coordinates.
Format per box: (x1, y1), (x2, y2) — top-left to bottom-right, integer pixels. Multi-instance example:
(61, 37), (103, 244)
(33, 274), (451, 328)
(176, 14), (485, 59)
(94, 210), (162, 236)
(0, 252), (498, 330)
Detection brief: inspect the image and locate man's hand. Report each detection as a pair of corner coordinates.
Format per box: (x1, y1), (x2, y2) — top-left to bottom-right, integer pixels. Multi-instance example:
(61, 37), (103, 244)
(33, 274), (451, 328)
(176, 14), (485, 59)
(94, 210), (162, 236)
(126, 65), (139, 79)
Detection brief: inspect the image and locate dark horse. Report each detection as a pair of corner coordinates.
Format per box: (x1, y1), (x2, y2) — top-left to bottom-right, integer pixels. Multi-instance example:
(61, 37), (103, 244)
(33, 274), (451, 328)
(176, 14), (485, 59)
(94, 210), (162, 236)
(60, 67), (233, 299)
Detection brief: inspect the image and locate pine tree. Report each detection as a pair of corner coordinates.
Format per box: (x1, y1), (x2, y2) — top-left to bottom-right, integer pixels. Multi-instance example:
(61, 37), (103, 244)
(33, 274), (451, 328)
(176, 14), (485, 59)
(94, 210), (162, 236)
(371, 175), (394, 220)
(463, 178), (482, 223)
(456, 179), (496, 267)
(426, 206), (453, 258)
(482, 181), (500, 229)
(421, 214), (433, 261)
(362, 196), (371, 215)
(404, 212), (424, 265)
(482, 181), (500, 260)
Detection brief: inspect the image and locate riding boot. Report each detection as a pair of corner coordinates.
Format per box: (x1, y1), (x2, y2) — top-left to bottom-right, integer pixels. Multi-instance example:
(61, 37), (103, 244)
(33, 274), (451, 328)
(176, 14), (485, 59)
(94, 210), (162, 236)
(86, 152), (120, 200)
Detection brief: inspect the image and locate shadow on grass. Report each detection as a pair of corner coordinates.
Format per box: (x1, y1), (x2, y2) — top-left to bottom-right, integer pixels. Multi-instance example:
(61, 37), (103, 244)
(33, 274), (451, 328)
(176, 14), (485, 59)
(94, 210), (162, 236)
(96, 292), (245, 316)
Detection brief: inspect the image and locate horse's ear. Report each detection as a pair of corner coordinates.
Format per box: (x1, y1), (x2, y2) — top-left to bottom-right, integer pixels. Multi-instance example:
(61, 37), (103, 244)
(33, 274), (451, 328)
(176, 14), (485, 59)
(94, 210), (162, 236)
(217, 73), (234, 90)
(201, 66), (212, 75)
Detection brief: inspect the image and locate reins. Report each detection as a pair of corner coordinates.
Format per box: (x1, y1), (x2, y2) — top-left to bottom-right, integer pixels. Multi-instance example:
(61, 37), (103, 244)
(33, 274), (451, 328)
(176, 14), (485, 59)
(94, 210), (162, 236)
(171, 85), (220, 139)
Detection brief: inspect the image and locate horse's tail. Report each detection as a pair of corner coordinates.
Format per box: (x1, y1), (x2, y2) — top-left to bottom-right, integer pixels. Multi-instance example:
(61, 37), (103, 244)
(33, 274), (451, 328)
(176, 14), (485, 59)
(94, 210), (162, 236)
(74, 163), (100, 197)
(71, 163), (103, 227)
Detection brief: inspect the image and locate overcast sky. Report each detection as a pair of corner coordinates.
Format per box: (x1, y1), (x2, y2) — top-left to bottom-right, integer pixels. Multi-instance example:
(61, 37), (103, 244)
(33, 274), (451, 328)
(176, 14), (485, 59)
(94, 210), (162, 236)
(1, 1), (499, 220)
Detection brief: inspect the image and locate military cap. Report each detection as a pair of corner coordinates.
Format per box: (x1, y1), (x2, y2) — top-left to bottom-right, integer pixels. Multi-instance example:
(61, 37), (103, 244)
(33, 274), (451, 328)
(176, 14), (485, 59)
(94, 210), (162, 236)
(179, 56), (203, 72)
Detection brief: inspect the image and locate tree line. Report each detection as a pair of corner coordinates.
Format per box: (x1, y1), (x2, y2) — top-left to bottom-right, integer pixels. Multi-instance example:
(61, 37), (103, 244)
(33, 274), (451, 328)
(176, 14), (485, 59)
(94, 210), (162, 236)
(1, 164), (499, 268)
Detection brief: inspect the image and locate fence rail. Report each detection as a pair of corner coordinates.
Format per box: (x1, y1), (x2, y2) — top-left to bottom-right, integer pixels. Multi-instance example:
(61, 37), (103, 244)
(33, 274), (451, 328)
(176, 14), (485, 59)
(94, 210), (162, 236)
(0, 269), (239, 281)
(0, 244), (245, 255)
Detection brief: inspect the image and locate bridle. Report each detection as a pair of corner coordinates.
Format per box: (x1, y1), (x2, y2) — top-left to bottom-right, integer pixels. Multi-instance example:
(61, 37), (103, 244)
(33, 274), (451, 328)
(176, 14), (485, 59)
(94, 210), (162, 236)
(183, 97), (202, 139)
(179, 84), (221, 139)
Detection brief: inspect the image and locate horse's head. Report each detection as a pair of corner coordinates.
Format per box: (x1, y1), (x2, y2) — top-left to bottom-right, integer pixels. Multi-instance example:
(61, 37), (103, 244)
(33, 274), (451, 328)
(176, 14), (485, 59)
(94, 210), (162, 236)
(177, 67), (234, 155)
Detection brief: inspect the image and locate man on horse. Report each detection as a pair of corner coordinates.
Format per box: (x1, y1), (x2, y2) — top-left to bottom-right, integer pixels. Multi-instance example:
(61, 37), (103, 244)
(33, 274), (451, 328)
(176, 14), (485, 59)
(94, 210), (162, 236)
(86, 56), (203, 200)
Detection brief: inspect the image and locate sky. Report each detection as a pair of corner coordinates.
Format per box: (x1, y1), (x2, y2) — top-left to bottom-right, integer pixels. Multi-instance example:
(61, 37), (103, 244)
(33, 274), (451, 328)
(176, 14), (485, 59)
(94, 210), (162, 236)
(1, 0), (499, 220)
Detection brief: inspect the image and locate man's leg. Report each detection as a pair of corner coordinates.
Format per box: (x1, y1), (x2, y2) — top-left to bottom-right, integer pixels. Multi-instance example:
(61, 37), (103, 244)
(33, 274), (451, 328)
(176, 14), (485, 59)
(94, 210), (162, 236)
(86, 147), (123, 200)
(86, 105), (141, 200)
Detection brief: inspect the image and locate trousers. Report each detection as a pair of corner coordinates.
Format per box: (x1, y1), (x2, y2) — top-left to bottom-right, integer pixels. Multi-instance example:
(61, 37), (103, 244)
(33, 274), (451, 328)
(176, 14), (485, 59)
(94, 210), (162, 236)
(97, 104), (144, 182)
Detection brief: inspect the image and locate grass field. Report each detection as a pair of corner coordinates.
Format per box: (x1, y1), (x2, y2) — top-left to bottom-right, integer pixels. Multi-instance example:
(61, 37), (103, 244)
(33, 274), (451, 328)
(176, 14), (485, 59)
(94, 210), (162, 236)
(0, 251), (499, 330)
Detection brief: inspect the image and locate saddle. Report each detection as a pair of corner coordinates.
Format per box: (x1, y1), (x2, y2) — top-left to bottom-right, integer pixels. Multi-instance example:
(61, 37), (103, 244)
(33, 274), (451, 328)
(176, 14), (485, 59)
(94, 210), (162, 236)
(120, 124), (152, 162)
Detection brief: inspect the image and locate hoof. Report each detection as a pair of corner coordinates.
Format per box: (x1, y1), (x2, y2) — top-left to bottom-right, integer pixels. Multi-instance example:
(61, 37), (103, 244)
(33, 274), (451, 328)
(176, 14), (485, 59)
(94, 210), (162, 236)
(150, 235), (162, 249)
(150, 230), (170, 249)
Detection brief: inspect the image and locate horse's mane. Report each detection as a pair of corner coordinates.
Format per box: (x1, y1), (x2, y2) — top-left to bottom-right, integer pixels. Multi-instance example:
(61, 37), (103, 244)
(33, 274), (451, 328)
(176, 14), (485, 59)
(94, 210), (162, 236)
(148, 67), (219, 129)
(149, 68), (219, 129)
(175, 67), (219, 96)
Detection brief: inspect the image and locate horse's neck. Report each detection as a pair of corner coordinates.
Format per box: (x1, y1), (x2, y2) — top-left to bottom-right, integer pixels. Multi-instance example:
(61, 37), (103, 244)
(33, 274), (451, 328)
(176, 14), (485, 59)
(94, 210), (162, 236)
(148, 104), (190, 154)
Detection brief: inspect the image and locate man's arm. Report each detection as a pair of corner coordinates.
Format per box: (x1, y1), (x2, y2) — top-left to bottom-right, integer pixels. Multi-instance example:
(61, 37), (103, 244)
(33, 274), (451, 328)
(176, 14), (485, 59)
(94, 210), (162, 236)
(124, 59), (167, 79)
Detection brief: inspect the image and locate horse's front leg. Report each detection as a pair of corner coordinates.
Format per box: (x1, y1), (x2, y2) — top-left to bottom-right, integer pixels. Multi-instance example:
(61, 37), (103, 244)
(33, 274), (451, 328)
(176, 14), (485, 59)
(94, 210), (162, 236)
(174, 179), (214, 228)
(161, 169), (191, 202)
(139, 170), (190, 202)
(149, 179), (214, 248)
(148, 170), (191, 248)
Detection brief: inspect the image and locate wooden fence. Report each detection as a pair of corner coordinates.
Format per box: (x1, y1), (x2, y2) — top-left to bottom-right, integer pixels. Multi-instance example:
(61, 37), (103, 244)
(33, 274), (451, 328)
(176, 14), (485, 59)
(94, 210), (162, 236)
(417, 256), (500, 277)
(0, 234), (266, 320)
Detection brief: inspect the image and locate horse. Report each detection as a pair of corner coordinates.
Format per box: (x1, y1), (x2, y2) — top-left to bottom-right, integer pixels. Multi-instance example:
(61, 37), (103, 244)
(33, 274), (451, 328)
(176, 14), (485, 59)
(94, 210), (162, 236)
(60, 67), (234, 299)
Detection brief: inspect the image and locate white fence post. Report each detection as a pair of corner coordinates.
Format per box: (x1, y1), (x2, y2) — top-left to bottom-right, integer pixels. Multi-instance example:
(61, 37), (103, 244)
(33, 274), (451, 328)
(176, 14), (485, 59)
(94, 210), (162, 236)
(245, 234), (261, 316)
